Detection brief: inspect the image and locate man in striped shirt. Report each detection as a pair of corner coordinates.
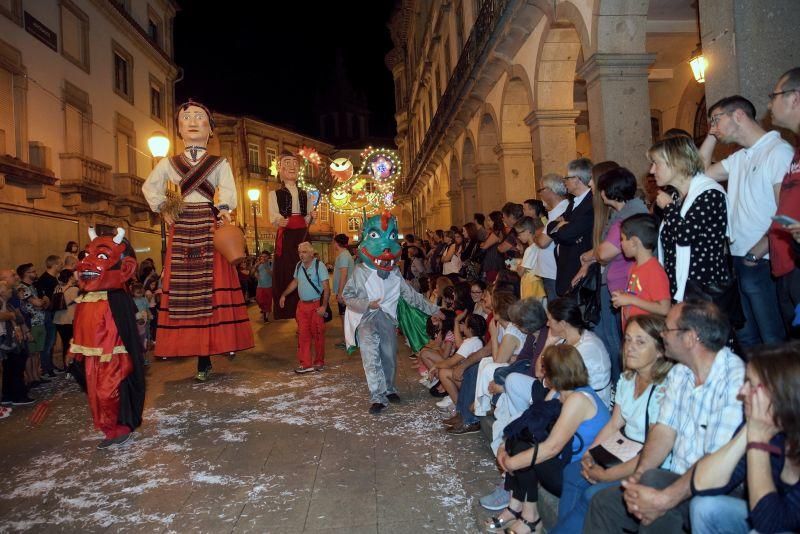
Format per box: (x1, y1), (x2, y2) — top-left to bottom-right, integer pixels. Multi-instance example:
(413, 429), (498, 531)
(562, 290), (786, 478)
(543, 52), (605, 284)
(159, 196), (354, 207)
(585, 300), (744, 532)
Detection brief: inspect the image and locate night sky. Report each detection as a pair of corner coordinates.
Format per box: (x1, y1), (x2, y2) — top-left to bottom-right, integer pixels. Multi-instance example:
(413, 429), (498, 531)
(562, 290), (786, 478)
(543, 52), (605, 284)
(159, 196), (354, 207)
(173, 1), (397, 142)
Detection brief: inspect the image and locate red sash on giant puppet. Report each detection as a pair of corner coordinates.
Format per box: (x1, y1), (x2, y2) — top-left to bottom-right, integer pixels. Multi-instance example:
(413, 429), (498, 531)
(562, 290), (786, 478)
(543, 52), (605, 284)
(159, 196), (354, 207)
(69, 227), (145, 448)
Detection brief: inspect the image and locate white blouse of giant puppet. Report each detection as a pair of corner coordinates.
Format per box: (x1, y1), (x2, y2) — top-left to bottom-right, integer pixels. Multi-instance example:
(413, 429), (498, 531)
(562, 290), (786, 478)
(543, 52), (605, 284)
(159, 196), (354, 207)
(142, 104), (236, 225)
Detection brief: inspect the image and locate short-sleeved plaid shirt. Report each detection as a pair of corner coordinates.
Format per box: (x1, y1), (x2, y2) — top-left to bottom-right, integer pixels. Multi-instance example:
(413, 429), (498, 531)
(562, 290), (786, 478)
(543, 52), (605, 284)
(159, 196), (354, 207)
(657, 347), (745, 474)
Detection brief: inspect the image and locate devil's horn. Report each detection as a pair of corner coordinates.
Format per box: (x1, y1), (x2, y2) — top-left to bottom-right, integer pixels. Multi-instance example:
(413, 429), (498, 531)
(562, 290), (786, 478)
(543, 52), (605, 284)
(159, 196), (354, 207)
(88, 227), (98, 241)
(113, 227), (126, 244)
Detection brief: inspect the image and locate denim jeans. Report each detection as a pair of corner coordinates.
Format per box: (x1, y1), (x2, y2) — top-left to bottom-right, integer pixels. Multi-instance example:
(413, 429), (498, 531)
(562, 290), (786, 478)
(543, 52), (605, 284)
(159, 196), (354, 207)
(734, 257), (786, 347)
(689, 495), (749, 534)
(776, 267), (800, 338)
(456, 362), (480, 425)
(542, 277), (557, 304)
(40, 311), (57, 373)
(550, 461), (619, 534)
(595, 286), (622, 382)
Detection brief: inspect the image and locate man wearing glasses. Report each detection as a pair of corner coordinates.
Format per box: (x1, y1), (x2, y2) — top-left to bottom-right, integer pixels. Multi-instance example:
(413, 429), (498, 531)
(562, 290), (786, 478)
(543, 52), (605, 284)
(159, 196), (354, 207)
(546, 158), (594, 296)
(533, 174), (569, 302)
(699, 95), (793, 347)
(767, 67), (800, 338)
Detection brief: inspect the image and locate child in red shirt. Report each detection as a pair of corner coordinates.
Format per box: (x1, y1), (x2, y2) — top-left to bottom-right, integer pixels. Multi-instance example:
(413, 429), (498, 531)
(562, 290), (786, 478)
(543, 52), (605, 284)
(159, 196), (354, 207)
(611, 214), (671, 329)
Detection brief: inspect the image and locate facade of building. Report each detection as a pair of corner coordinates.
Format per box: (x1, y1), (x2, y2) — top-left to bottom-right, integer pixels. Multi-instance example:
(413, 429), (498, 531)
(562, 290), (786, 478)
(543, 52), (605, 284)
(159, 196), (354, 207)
(0, 0), (179, 270)
(208, 113), (342, 262)
(386, 0), (800, 234)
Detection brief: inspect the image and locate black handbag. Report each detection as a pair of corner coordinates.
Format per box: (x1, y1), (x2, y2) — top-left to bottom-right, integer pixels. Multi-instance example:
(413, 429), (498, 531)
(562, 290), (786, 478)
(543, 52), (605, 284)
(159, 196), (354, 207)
(49, 286), (67, 312)
(568, 262), (601, 327)
(300, 259), (333, 323)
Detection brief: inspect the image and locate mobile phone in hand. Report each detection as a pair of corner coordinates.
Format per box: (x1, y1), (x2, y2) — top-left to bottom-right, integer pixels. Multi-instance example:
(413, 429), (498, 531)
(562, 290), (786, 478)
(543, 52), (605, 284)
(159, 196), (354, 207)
(772, 214), (800, 227)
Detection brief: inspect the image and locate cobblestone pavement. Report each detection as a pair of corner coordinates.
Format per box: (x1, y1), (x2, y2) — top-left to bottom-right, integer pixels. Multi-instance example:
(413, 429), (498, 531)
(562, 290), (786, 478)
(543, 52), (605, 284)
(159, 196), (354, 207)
(0, 306), (499, 533)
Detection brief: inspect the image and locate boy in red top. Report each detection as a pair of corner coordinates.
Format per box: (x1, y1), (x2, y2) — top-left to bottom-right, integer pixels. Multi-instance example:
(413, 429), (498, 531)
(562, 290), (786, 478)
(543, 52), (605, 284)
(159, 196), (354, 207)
(611, 214), (671, 330)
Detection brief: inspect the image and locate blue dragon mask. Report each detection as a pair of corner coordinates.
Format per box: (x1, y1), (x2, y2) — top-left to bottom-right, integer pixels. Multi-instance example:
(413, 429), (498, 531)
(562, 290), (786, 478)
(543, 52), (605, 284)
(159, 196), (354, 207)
(359, 212), (401, 279)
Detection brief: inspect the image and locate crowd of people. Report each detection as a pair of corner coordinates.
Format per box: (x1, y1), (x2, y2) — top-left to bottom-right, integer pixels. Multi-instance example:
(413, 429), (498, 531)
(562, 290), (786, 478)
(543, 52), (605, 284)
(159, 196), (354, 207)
(2, 69), (800, 532)
(387, 69), (800, 533)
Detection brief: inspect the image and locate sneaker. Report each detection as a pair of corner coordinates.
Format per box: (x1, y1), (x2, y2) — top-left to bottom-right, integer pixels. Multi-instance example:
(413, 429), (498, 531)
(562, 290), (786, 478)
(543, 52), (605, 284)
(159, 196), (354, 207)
(313, 365), (325, 372)
(294, 366), (315, 374)
(446, 422), (481, 435)
(0, 406), (12, 419)
(195, 367), (213, 382)
(11, 397), (36, 406)
(386, 393), (401, 404)
(429, 383), (447, 398)
(480, 484), (511, 511)
(436, 396), (454, 410)
(368, 402), (386, 415)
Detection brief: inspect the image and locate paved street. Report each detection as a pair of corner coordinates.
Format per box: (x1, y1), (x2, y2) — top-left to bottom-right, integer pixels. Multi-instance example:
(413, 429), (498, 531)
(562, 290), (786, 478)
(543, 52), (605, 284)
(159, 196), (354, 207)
(0, 305), (498, 533)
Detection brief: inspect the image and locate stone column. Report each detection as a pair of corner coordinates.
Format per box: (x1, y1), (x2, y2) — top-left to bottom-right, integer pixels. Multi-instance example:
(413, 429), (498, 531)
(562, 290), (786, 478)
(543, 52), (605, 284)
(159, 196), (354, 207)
(526, 109), (581, 181)
(578, 53), (655, 174)
(461, 179), (478, 222)
(494, 142), (535, 203)
(701, 1), (800, 123)
(473, 163), (502, 214)
(447, 189), (463, 226)
(437, 198), (452, 229)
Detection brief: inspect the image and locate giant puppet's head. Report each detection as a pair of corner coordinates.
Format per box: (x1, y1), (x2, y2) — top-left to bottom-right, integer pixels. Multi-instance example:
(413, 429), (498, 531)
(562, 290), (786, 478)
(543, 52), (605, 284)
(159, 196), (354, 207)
(358, 211), (401, 279)
(278, 150), (300, 184)
(76, 227), (138, 292)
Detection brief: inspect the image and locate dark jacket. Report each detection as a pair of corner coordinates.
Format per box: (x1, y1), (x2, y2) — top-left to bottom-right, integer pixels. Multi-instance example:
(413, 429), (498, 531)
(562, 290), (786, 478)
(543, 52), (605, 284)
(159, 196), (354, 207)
(547, 191), (594, 296)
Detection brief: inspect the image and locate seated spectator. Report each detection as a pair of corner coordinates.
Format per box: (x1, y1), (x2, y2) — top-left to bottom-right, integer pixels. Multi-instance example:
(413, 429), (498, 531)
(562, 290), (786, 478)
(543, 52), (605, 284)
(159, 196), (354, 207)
(488, 344), (610, 533)
(690, 341), (800, 534)
(431, 313), (487, 412)
(442, 229), (465, 276)
(545, 297), (612, 407)
(552, 314), (673, 533)
(470, 280), (488, 318)
(417, 309), (457, 386)
(585, 299), (745, 532)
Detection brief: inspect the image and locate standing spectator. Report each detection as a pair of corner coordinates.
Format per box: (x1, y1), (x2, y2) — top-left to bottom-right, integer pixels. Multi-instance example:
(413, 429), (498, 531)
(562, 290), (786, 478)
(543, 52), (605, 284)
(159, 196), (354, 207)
(0, 278), (33, 407)
(515, 216), (546, 300)
(690, 341), (800, 534)
(534, 174), (569, 302)
(35, 255), (63, 377)
(590, 161), (621, 261)
(461, 223), (483, 281)
(428, 230), (446, 275)
(253, 251), (273, 322)
(575, 167), (649, 380)
(499, 202), (524, 260)
(144, 278), (160, 347)
(651, 136), (731, 303)
(474, 212), (489, 242)
(767, 67), (800, 338)
(278, 242), (330, 373)
(699, 95), (792, 347)
(16, 263), (47, 386)
(585, 300), (744, 532)
(481, 211), (507, 283)
(547, 159), (595, 297)
(332, 234), (354, 350)
(442, 229), (465, 276)
(63, 241), (79, 271)
(399, 233), (416, 277)
(130, 282), (151, 363)
(53, 269), (79, 371)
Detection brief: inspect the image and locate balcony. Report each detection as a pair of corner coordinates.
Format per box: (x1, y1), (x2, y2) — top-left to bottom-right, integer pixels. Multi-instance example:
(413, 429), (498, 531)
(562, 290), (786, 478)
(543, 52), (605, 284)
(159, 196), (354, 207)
(59, 153), (115, 213)
(247, 163), (271, 178)
(113, 173), (151, 222)
(0, 154), (57, 200)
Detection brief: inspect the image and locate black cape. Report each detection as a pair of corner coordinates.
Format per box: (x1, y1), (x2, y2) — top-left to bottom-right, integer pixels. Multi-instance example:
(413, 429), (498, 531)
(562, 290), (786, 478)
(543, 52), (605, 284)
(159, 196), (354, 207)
(108, 289), (146, 431)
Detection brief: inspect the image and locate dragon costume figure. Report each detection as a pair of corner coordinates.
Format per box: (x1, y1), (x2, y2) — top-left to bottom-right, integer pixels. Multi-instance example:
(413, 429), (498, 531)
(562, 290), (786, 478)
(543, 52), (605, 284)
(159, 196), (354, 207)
(69, 227), (145, 449)
(342, 212), (442, 414)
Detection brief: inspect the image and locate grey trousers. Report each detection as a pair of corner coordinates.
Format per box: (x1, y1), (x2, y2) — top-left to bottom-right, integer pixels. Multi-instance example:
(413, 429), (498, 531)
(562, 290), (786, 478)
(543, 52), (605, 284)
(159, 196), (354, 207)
(583, 469), (689, 533)
(358, 309), (398, 405)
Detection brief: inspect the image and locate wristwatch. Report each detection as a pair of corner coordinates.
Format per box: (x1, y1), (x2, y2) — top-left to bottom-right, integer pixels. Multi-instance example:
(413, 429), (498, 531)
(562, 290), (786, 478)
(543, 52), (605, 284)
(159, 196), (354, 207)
(744, 252), (758, 263)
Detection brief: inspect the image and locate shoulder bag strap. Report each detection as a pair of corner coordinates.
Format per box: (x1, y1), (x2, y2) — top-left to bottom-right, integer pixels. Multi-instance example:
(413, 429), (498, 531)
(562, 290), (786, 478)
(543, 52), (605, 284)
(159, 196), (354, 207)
(300, 261), (323, 297)
(643, 383), (657, 441)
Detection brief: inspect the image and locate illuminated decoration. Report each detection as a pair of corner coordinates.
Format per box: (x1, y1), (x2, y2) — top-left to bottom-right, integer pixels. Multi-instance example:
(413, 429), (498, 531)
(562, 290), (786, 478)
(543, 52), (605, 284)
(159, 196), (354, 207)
(330, 158), (354, 182)
(689, 47), (707, 83)
(298, 146), (322, 169)
(269, 159), (278, 177)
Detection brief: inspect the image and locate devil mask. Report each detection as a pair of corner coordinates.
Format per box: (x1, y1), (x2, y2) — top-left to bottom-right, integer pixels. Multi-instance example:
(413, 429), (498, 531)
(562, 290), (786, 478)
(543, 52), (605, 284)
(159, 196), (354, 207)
(77, 227), (138, 292)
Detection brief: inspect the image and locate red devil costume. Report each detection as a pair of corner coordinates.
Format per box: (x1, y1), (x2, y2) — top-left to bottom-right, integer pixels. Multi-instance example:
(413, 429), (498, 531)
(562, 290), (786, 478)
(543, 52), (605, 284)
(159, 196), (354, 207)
(142, 101), (254, 377)
(70, 227), (145, 449)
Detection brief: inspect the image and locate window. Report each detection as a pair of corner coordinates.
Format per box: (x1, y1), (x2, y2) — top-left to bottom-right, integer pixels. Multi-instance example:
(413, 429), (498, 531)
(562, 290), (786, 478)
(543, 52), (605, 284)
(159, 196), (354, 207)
(265, 147), (277, 170)
(147, 5), (162, 47)
(60, 0), (90, 72)
(116, 130), (131, 173)
(248, 143), (260, 166)
(0, 67), (16, 156)
(318, 201), (330, 223)
(149, 76), (164, 122)
(63, 81), (92, 156)
(0, 0), (22, 25)
(347, 217), (361, 232)
(114, 113), (136, 175)
(112, 41), (133, 103)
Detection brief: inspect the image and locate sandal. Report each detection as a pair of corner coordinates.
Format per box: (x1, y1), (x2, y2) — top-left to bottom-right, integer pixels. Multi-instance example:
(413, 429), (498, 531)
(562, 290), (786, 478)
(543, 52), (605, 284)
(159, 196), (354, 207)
(504, 516), (541, 534)
(485, 506), (521, 532)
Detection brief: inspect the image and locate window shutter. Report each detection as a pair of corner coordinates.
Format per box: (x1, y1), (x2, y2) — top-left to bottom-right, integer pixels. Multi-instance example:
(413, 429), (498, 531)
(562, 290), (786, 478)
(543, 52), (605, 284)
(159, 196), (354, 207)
(61, 7), (82, 62)
(65, 104), (83, 154)
(0, 68), (14, 157)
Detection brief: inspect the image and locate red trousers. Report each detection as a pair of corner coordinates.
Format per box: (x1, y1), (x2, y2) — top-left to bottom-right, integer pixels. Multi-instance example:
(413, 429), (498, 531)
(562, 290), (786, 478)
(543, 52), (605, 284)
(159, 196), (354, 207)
(296, 300), (325, 368)
(256, 287), (273, 315)
(84, 354), (133, 439)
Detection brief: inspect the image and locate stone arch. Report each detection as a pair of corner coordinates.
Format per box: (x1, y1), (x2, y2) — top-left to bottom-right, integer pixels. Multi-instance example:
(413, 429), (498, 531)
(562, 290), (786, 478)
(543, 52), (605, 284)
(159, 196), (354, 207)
(499, 69), (536, 201)
(476, 109), (503, 213)
(675, 79), (706, 140)
(554, 1), (593, 55)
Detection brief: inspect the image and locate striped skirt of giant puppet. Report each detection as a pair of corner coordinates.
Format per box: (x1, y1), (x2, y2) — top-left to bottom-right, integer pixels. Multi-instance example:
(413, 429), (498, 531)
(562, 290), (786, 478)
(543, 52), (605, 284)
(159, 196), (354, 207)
(155, 203), (254, 357)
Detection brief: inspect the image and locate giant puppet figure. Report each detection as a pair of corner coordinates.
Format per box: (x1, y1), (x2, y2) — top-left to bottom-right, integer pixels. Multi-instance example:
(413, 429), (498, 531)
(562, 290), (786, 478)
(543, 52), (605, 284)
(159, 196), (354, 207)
(70, 227), (145, 449)
(142, 100), (254, 381)
(269, 152), (317, 319)
(342, 212), (443, 414)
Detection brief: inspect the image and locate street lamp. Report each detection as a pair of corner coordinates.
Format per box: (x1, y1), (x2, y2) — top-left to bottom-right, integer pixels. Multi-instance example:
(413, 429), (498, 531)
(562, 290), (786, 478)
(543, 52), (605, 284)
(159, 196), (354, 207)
(148, 131), (171, 266)
(247, 188), (261, 254)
